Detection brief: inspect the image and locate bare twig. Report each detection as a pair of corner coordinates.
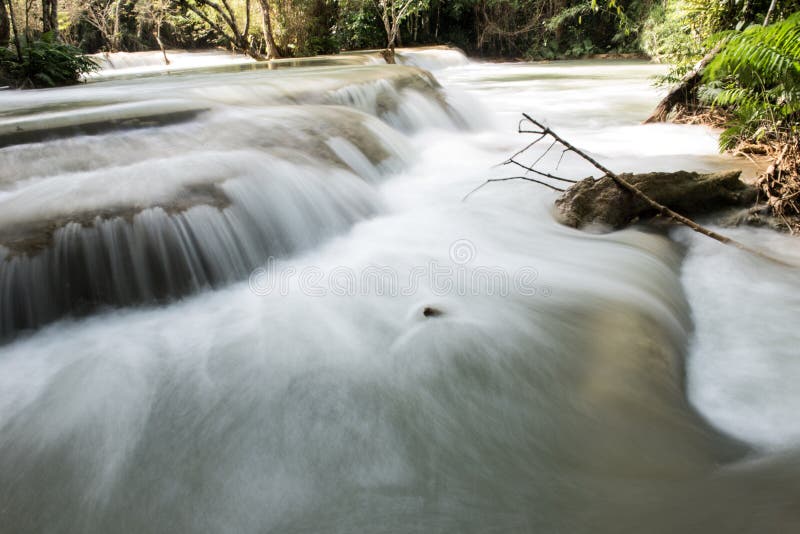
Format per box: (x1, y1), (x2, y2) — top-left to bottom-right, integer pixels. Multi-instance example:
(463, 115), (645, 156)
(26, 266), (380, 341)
(757, 143), (800, 233)
(463, 176), (565, 201)
(528, 139), (559, 169)
(506, 158), (579, 184)
(780, 189), (800, 202)
(744, 151), (764, 166)
(503, 132), (548, 162)
(764, 144), (789, 178)
(556, 147), (571, 170)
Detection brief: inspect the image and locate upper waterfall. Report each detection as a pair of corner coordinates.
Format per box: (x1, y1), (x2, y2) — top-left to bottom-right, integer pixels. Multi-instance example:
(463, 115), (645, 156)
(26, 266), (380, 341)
(0, 51), (481, 338)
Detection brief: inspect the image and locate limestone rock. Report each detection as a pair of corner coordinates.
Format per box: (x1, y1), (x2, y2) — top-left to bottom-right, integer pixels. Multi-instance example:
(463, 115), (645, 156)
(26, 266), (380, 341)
(555, 170), (756, 230)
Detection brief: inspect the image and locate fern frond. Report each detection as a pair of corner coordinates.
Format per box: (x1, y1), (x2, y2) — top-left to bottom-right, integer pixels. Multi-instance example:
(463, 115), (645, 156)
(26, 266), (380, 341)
(703, 12), (800, 148)
(706, 13), (800, 86)
(713, 87), (765, 108)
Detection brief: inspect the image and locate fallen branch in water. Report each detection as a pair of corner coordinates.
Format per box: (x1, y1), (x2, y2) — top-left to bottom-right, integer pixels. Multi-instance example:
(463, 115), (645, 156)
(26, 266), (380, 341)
(462, 125), (577, 199)
(463, 176), (565, 200)
(468, 113), (793, 267)
(523, 113), (796, 265)
(500, 135), (579, 185)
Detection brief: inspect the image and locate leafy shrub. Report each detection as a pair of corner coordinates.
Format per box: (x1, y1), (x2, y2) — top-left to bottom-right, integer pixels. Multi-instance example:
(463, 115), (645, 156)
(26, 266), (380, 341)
(1, 33), (98, 88)
(702, 12), (800, 148)
(333, 1), (384, 51)
(639, 1), (704, 68)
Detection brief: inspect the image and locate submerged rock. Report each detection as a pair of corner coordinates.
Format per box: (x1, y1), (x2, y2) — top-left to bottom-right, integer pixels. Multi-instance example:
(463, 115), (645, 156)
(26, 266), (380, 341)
(555, 170), (756, 230)
(718, 204), (794, 232)
(422, 306), (444, 318)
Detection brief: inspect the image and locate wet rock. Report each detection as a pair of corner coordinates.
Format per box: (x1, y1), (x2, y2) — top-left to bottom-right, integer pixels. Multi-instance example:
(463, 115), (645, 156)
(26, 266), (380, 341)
(555, 170), (756, 230)
(718, 205), (792, 233)
(0, 103), (207, 149)
(423, 306), (444, 318)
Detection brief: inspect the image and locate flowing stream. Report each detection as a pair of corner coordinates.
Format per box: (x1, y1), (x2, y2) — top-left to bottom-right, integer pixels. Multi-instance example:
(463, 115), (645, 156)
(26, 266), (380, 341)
(1, 48), (799, 533)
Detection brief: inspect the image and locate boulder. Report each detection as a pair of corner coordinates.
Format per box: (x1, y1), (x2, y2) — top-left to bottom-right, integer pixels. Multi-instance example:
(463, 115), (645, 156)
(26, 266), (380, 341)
(555, 170), (756, 230)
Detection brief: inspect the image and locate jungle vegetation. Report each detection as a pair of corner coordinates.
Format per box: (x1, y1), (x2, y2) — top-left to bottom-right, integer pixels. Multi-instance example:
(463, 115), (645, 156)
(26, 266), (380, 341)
(0, 0), (697, 66)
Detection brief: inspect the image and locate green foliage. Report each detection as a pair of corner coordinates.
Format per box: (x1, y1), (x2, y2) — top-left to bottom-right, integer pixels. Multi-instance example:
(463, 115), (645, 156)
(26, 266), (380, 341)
(333, 0), (384, 50)
(703, 12), (800, 149)
(525, 39), (560, 60)
(639, 1), (704, 68)
(275, 0), (340, 56)
(642, 0), (800, 71)
(544, 3), (596, 33)
(566, 37), (597, 57)
(3, 0), (661, 65)
(522, 0), (645, 61)
(680, 0), (741, 36)
(706, 16), (800, 86)
(0, 32), (99, 88)
(164, 7), (221, 49)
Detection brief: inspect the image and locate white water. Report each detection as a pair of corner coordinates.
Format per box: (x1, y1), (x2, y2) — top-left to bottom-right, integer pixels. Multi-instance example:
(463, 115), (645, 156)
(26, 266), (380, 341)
(1, 50), (799, 533)
(88, 49), (258, 79)
(396, 58), (800, 450)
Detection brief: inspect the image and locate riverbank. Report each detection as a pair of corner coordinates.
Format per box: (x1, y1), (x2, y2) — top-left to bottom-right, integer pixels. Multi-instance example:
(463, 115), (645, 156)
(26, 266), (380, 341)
(666, 103), (800, 233)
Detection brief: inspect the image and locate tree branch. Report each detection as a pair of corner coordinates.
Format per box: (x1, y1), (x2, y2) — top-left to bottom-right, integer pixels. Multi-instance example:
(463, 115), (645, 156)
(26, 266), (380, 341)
(463, 176), (565, 201)
(518, 113), (792, 266)
(505, 158), (579, 184)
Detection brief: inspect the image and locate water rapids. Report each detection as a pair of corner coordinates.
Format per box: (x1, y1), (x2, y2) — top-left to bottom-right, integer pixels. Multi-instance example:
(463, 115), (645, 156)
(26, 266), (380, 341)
(0, 48), (799, 533)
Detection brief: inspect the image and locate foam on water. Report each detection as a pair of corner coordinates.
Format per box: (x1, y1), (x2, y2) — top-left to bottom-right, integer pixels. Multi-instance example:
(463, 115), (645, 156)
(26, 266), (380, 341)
(396, 47), (472, 71)
(90, 49), (257, 73)
(680, 227), (800, 451)
(433, 58), (800, 453)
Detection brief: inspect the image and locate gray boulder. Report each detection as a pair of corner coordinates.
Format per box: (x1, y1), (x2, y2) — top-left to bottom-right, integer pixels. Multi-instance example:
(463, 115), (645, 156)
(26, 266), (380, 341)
(555, 170), (756, 230)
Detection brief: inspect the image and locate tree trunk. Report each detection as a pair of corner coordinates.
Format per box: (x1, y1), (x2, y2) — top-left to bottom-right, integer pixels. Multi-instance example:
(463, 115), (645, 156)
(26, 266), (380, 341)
(380, 47), (395, 63)
(5, 0), (22, 61)
(763, 0), (778, 26)
(435, 2), (439, 38)
(643, 42), (724, 124)
(41, 0), (57, 38)
(0, 0), (10, 47)
(381, 8), (396, 64)
(381, 10), (391, 46)
(112, 0), (122, 51)
(257, 0), (279, 59)
(154, 28), (170, 65)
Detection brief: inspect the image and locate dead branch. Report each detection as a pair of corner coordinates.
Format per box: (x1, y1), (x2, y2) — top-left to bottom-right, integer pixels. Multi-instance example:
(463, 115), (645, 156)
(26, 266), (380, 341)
(505, 158), (579, 184)
(764, 144), (789, 179)
(510, 113), (794, 267)
(463, 176), (566, 201)
(758, 142), (800, 233)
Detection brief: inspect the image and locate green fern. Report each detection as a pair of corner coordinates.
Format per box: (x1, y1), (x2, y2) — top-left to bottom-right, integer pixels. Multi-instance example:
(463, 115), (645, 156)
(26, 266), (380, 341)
(0, 33), (98, 88)
(703, 12), (800, 149)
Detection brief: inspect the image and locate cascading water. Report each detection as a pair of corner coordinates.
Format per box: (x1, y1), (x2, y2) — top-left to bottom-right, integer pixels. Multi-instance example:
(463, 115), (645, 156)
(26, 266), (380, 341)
(0, 62), (462, 335)
(0, 49), (799, 533)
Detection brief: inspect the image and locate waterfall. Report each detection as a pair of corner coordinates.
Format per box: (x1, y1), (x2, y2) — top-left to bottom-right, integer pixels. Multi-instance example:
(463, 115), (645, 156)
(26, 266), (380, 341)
(0, 63), (467, 337)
